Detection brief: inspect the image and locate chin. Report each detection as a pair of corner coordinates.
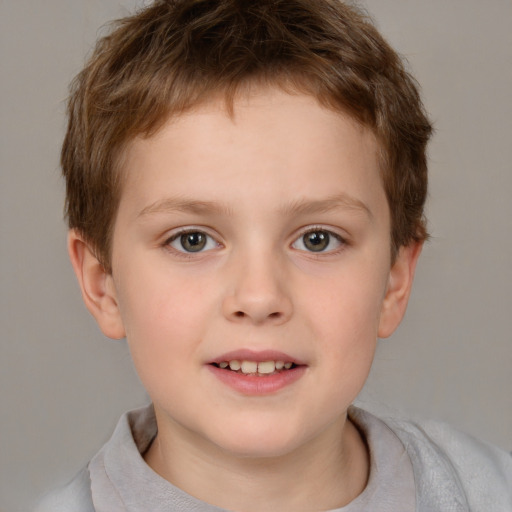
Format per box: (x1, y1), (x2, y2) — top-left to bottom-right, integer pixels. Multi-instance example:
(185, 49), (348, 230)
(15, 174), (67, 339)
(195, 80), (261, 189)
(206, 421), (309, 460)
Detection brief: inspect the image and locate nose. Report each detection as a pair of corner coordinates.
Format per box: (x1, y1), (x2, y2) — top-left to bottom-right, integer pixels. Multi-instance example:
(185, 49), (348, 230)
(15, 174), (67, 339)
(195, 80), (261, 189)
(222, 251), (293, 326)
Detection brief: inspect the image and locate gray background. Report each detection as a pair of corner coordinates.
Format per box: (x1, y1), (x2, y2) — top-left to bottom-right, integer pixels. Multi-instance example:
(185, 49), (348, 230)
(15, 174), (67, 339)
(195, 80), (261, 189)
(1, 1), (511, 510)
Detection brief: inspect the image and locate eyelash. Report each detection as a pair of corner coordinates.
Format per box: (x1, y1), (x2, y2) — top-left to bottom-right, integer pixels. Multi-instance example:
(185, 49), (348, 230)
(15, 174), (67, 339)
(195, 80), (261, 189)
(292, 227), (347, 255)
(163, 226), (348, 258)
(164, 228), (221, 259)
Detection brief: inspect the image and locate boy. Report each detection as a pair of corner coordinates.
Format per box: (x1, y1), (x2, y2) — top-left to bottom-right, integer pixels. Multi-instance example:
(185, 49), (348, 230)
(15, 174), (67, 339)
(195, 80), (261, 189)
(38, 0), (512, 510)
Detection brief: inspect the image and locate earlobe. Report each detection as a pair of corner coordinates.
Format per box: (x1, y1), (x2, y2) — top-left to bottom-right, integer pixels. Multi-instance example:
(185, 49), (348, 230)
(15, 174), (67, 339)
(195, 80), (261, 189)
(67, 229), (126, 340)
(378, 242), (422, 339)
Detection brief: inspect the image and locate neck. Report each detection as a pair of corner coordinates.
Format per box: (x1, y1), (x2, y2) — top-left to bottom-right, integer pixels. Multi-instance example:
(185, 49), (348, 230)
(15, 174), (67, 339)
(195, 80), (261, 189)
(144, 412), (369, 512)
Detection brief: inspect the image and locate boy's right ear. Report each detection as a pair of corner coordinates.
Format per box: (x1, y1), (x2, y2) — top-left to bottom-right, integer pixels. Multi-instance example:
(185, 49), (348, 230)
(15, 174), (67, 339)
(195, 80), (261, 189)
(67, 229), (126, 340)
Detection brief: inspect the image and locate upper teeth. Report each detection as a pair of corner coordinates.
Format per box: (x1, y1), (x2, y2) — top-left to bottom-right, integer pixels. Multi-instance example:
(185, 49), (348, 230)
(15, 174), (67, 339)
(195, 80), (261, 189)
(218, 360), (293, 374)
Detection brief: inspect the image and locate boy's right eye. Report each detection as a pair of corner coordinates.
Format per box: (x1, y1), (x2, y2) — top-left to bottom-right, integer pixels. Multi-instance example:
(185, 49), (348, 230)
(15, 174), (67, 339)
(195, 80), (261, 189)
(167, 230), (219, 253)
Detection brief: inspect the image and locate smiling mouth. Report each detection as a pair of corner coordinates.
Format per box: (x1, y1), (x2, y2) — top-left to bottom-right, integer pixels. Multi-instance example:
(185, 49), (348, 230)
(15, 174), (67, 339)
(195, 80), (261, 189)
(211, 360), (299, 376)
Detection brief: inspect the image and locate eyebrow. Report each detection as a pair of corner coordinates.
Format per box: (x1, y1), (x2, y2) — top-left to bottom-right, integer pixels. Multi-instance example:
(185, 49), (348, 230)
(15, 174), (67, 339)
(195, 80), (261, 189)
(137, 197), (234, 218)
(137, 193), (372, 219)
(280, 193), (373, 219)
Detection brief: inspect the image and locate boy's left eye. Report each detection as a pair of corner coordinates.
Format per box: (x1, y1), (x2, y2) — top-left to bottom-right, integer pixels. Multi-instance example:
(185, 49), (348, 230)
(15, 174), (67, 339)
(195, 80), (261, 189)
(167, 230), (219, 253)
(292, 229), (344, 253)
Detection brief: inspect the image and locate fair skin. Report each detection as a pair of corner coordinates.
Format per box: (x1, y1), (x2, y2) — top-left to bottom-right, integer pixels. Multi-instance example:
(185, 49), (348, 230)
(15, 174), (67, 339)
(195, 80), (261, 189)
(69, 88), (421, 511)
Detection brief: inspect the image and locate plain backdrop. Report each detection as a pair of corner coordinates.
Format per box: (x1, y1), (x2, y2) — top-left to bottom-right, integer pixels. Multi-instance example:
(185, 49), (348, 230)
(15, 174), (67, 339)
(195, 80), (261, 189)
(1, 1), (511, 510)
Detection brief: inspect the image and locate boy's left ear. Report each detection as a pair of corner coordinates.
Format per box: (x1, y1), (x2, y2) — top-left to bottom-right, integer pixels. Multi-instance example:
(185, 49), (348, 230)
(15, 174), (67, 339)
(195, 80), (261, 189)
(378, 242), (423, 339)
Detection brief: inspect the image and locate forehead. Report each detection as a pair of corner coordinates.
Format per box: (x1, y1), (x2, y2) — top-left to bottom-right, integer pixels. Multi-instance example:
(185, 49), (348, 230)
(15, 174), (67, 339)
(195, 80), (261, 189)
(118, 89), (386, 221)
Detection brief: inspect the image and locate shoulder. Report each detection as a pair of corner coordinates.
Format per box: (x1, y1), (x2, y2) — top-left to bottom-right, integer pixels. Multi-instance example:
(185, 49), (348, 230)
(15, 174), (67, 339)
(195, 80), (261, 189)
(34, 405), (156, 512)
(350, 407), (512, 510)
(33, 466), (94, 512)
(386, 414), (512, 510)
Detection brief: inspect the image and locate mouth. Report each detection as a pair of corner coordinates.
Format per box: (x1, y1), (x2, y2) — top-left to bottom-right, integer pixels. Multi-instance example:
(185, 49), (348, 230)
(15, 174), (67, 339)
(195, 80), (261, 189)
(211, 359), (299, 376)
(206, 350), (307, 393)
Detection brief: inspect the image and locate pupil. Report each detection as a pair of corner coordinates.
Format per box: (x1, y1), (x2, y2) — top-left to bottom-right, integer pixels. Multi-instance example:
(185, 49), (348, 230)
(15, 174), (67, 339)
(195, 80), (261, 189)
(304, 231), (329, 252)
(181, 232), (206, 252)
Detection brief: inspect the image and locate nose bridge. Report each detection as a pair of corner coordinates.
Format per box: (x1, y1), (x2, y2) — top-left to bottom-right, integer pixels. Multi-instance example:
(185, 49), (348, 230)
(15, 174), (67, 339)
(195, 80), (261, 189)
(222, 242), (292, 325)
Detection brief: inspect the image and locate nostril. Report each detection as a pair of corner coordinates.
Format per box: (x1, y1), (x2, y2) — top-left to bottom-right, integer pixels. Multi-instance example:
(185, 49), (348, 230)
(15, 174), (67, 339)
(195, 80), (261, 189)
(269, 312), (281, 318)
(234, 311), (245, 318)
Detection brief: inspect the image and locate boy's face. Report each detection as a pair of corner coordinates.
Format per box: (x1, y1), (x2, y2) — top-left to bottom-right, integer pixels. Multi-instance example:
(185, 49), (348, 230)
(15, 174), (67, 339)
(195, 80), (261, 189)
(73, 88), (419, 460)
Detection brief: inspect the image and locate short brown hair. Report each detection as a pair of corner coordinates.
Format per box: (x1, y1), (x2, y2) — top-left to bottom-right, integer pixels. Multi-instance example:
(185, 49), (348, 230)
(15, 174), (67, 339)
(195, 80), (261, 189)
(62, 0), (432, 271)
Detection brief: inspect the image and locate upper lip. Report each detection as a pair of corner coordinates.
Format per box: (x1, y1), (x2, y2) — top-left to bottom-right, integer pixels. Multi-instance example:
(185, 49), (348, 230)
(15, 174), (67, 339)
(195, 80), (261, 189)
(208, 349), (306, 365)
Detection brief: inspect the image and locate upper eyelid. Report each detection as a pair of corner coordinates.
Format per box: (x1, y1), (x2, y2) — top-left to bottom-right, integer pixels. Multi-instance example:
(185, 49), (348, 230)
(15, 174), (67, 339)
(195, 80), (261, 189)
(290, 226), (348, 254)
(164, 228), (221, 256)
(293, 225), (347, 241)
(161, 225), (348, 247)
(163, 225), (346, 238)
(164, 226), (220, 242)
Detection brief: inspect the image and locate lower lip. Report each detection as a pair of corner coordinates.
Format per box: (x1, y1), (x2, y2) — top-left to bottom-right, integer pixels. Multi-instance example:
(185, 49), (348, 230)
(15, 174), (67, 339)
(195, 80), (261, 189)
(207, 365), (307, 395)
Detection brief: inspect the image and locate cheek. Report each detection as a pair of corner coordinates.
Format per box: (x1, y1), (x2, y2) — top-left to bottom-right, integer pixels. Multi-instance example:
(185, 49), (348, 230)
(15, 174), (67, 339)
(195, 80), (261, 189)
(301, 266), (386, 384)
(117, 258), (212, 329)
(290, 282), (380, 430)
(114, 267), (215, 380)
(303, 268), (387, 341)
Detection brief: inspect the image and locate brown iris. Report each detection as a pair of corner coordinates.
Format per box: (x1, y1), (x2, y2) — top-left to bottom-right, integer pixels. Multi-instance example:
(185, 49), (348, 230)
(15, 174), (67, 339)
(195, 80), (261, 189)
(180, 232), (207, 252)
(303, 231), (330, 252)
